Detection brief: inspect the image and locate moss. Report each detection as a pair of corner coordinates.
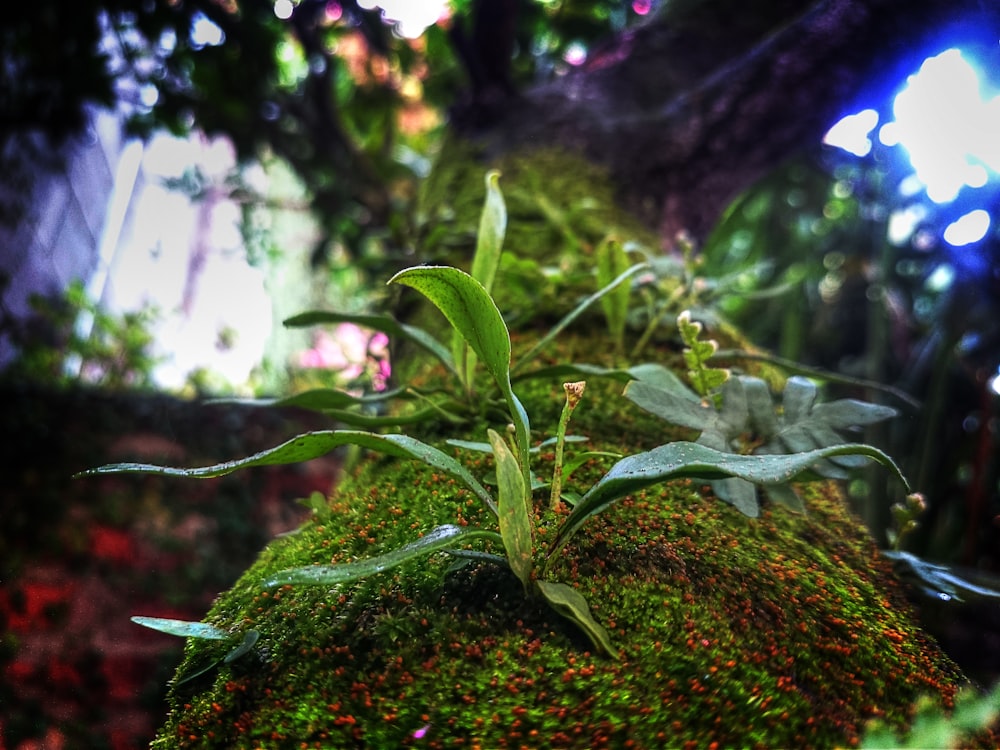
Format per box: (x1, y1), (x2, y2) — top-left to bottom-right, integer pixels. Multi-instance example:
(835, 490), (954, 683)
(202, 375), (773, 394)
(152, 435), (967, 749)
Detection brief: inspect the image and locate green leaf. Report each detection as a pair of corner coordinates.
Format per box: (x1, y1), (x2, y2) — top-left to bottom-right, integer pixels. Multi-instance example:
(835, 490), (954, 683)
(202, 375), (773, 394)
(754, 376), (899, 477)
(454, 172), (507, 388)
(78, 430), (497, 516)
(596, 238), (631, 349)
(470, 170), (506, 296)
(389, 266), (511, 390)
(535, 580), (618, 659)
(446, 435), (589, 455)
(209, 387), (409, 411)
(283, 310), (458, 381)
(389, 265), (531, 489)
(130, 616), (228, 640)
(223, 629), (260, 663)
(624, 379), (706, 431)
(265, 525), (503, 586)
(489, 429), (533, 591)
(550, 441), (909, 557)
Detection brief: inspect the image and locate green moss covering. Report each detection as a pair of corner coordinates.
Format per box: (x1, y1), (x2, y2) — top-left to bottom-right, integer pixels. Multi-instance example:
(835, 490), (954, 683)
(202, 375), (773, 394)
(150, 143), (981, 749)
(152, 424), (965, 749)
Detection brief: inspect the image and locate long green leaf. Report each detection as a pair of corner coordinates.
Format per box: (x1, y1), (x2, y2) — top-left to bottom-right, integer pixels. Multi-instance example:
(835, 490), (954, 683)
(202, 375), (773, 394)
(389, 266), (531, 489)
(209, 387), (410, 411)
(535, 580), (618, 659)
(130, 616), (228, 640)
(457, 171), (508, 388)
(265, 525), (503, 586)
(550, 441), (909, 557)
(489, 429), (532, 591)
(283, 310), (458, 380)
(596, 238), (631, 349)
(389, 266), (511, 390)
(471, 170), (506, 296)
(78, 430), (497, 516)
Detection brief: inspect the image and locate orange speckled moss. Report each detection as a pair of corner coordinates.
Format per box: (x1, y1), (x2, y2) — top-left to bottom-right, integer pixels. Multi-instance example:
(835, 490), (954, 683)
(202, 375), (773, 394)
(150, 418), (978, 749)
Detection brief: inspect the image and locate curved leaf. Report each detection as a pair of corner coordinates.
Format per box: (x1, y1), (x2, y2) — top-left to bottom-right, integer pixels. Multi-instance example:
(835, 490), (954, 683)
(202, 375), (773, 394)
(209, 387), (409, 411)
(536, 580), (618, 659)
(389, 266), (511, 388)
(78, 430), (497, 516)
(265, 525), (503, 587)
(549, 441), (909, 557)
(471, 170), (506, 295)
(389, 265), (531, 488)
(223, 629), (260, 663)
(513, 262), (650, 373)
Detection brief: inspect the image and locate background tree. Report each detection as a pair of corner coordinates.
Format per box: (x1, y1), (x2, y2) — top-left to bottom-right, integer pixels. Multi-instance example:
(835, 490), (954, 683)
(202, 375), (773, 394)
(3, 0), (999, 571)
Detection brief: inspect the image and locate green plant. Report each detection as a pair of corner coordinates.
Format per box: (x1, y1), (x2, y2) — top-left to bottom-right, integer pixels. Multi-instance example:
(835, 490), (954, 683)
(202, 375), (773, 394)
(622, 312), (901, 515)
(80, 174), (916, 660)
(860, 681), (1000, 749)
(0, 278), (160, 388)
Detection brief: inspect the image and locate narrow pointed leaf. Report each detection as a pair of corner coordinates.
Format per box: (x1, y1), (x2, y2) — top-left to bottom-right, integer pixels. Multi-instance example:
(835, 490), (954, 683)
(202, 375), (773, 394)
(596, 238), (631, 347)
(208, 387), (409, 411)
(470, 170), (506, 295)
(79, 430), (497, 516)
(459, 171), (508, 387)
(536, 580), (618, 659)
(550, 441), (908, 555)
(130, 616), (228, 640)
(513, 262), (649, 373)
(265, 525), (503, 587)
(223, 630), (260, 663)
(489, 429), (533, 590)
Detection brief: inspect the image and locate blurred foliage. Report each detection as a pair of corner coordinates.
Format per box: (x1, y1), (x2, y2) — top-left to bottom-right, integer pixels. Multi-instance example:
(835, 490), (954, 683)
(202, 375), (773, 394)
(701, 140), (1000, 569)
(0, 278), (160, 389)
(2, 0), (650, 275)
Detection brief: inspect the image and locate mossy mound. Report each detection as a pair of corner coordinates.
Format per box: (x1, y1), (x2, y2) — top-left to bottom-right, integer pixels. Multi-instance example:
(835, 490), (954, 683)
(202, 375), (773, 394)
(150, 359), (968, 748)
(149, 144), (976, 747)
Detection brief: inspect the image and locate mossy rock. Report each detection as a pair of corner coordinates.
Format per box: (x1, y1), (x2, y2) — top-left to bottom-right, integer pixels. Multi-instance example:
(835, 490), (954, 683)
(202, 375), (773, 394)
(151, 390), (966, 748)
(149, 146), (980, 748)
(148, 356), (973, 748)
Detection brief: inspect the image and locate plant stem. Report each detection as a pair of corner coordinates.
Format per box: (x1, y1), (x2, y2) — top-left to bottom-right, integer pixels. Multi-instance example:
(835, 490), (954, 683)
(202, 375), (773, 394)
(550, 382), (586, 510)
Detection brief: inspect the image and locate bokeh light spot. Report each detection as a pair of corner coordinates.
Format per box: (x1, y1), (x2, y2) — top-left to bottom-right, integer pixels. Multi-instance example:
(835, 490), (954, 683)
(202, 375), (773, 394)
(943, 209), (991, 246)
(823, 109), (879, 156)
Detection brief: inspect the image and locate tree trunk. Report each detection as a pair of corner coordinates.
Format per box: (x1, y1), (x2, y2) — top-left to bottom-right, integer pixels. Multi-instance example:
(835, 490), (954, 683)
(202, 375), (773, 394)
(459, 0), (999, 244)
